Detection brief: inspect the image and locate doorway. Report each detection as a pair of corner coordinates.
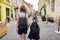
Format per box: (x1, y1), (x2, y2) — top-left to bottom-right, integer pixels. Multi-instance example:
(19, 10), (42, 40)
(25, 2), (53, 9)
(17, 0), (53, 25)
(0, 6), (1, 21)
(6, 8), (10, 23)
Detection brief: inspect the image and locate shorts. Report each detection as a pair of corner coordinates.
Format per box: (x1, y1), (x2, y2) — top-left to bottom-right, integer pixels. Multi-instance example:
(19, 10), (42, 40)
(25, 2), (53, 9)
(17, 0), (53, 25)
(18, 24), (27, 35)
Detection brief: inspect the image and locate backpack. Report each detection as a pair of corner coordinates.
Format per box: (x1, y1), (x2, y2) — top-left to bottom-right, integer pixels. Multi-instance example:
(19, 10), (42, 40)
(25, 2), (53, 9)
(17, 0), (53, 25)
(30, 22), (39, 34)
(18, 13), (27, 29)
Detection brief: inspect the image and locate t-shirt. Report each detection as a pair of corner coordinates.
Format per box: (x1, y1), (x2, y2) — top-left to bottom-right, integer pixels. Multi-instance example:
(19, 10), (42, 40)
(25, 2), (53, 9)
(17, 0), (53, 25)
(17, 12), (28, 20)
(28, 16), (33, 25)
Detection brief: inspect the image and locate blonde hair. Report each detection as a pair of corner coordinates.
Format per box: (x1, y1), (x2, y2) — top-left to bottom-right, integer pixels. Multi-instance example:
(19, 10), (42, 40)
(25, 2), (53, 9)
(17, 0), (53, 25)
(33, 13), (37, 22)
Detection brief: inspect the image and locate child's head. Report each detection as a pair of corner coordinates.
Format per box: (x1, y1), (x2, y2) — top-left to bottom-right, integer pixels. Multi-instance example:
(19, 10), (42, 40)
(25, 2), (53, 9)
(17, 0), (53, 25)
(33, 14), (37, 22)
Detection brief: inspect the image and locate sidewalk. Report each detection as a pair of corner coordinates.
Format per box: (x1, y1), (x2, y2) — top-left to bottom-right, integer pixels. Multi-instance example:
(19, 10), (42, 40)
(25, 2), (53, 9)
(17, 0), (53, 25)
(0, 16), (60, 40)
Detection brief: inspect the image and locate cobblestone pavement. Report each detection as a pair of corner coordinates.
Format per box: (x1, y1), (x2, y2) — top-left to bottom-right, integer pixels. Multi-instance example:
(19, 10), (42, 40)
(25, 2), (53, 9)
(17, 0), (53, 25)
(0, 16), (60, 40)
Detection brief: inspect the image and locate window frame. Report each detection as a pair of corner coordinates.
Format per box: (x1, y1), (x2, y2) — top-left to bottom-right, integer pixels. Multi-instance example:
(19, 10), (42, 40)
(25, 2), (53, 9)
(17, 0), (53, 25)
(48, 0), (50, 5)
(6, 0), (10, 3)
(0, 6), (1, 21)
(51, 0), (55, 12)
(4, 0), (11, 5)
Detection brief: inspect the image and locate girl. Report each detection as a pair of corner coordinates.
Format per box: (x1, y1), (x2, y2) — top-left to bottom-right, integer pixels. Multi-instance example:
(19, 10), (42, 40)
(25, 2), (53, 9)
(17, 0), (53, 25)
(28, 14), (40, 40)
(16, 5), (28, 40)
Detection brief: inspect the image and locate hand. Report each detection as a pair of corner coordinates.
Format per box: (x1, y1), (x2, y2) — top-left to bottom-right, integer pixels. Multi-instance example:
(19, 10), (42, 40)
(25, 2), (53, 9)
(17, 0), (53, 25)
(27, 25), (29, 30)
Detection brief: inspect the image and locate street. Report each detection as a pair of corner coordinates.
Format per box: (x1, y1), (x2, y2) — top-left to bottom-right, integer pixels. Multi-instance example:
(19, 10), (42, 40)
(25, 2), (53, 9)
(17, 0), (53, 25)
(0, 16), (60, 40)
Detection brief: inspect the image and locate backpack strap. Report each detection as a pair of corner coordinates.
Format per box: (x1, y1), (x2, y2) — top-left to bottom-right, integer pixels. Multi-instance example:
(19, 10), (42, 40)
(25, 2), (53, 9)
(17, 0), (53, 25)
(25, 13), (26, 18)
(18, 13), (27, 21)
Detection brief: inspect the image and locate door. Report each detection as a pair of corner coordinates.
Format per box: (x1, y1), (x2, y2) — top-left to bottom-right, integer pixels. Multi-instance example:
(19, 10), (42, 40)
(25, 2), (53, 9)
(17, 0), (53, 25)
(6, 8), (10, 23)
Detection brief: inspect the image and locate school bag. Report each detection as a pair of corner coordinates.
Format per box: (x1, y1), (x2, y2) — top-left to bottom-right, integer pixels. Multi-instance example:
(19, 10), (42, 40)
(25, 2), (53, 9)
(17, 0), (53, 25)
(30, 22), (39, 34)
(18, 13), (27, 29)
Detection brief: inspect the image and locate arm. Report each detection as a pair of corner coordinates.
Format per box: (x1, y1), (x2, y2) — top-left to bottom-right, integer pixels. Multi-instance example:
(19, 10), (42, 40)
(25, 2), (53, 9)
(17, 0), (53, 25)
(16, 19), (18, 28)
(26, 14), (28, 26)
(26, 14), (29, 29)
(37, 22), (40, 33)
(38, 26), (40, 32)
(26, 18), (28, 26)
(16, 19), (18, 33)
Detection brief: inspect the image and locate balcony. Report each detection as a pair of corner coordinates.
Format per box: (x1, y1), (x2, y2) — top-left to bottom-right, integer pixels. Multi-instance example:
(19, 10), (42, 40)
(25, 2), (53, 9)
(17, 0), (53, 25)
(5, 0), (10, 3)
(4, 0), (11, 5)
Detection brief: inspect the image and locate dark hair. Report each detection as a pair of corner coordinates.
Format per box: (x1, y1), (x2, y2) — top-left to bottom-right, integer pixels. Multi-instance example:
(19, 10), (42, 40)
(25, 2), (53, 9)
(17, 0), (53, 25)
(20, 5), (27, 13)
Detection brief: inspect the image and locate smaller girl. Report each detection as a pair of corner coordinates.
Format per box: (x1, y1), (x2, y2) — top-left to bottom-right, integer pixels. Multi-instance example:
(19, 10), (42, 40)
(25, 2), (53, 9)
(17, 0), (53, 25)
(28, 14), (40, 40)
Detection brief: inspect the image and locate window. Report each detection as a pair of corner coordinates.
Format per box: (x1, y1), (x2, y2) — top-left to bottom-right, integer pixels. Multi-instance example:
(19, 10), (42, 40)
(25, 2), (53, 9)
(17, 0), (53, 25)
(6, 0), (10, 3)
(6, 8), (9, 16)
(16, 0), (17, 3)
(6, 8), (10, 22)
(11, 9), (13, 18)
(14, 0), (17, 4)
(48, 0), (50, 5)
(51, 0), (55, 12)
(51, 0), (55, 3)
(0, 6), (1, 21)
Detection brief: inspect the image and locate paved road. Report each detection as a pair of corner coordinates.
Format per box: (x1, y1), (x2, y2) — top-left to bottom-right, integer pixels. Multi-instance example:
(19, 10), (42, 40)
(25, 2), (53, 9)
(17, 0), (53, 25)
(0, 16), (60, 40)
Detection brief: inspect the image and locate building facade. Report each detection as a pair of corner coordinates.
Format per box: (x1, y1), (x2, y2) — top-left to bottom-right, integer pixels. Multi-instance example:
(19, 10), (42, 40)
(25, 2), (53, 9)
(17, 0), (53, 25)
(0, 0), (12, 37)
(11, 0), (33, 20)
(38, 0), (46, 16)
(46, 0), (60, 24)
(39, 0), (60, 24)
(38, 0), (46, 12)
(20, 0), (33, 14)
(0, 0), (12, 23)
(11, 0), (20, 20)
(23, 1), (33, 14)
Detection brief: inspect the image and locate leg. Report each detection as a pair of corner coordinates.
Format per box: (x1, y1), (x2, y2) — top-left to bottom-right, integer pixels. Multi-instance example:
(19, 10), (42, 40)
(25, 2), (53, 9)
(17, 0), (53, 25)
(35, 39), (39, 40)
(22, 34), (26, 40)
(19, 35), (22, 40)
(24, 34), (26, 40)
(30, 39), (32, 40)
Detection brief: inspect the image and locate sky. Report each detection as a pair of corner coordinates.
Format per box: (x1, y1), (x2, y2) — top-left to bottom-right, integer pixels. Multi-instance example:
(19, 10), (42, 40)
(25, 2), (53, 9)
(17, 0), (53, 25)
(24, 0), (39, 11)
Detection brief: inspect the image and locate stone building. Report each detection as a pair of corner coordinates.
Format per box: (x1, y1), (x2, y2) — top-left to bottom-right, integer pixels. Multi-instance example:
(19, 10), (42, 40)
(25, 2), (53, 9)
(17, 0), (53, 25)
(0, 0), (12, 37)
(20, 0), (33, 14)
(39, 0), (60, 24)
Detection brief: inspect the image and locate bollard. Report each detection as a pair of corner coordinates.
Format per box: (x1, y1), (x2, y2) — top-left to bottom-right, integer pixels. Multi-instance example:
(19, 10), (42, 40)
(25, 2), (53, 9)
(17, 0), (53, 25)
(58, 17), (60, 32)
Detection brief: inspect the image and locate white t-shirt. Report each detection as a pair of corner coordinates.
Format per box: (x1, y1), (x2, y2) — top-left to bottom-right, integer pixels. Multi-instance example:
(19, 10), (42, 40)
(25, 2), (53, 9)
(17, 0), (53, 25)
(17, 12), (28, 19)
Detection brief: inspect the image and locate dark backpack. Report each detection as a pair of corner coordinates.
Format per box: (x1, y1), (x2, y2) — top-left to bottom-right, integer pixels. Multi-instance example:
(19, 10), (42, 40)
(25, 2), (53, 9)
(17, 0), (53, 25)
(18, 14), (27, 29)
(30, 22), (39, 34)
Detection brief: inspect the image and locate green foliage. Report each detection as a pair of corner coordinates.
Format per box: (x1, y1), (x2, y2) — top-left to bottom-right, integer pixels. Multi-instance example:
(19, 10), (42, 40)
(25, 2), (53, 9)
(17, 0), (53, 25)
(39, 4), (46, 16)
(44, 4), (46, 16)
(39, 4), (46, 21)
(39, 9), (42, 16)
(41, 16), (46, 21)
